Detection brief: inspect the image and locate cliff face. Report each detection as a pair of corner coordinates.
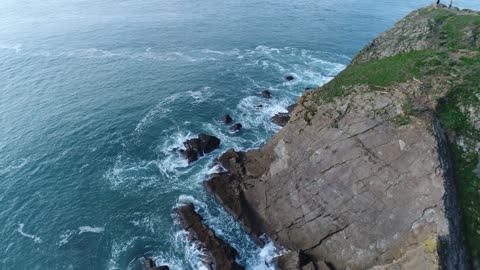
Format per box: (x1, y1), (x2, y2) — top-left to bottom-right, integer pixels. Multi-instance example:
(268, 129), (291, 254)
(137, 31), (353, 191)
(206, 6), (480, 270)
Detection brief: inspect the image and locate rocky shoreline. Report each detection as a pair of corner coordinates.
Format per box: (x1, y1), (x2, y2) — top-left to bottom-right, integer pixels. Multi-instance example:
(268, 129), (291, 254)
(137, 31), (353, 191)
(160, 5), (480, 270)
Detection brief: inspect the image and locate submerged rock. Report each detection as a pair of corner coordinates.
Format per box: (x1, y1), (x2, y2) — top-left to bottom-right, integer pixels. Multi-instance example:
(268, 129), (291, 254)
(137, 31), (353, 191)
(262, 90), (272, 99)
(230, 123), (242, 132)
(285, 75), (295, 81)
(175, 203), (245, 270)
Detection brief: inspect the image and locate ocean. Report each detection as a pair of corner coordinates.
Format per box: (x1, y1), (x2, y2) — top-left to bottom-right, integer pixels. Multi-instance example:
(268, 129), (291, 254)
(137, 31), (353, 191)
(1, 0), (479, 269)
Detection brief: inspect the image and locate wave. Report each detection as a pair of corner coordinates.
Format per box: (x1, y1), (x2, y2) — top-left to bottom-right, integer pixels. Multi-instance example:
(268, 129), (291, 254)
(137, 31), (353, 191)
(17, 223), (42, 244)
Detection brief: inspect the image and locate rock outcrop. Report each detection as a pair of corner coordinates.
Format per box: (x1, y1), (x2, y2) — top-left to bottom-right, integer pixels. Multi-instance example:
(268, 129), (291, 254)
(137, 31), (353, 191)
(271, 104), (298, 127)
(180, 134), (221, 163)
(176, 203), (245, 270)
(206, 6), (479, 270)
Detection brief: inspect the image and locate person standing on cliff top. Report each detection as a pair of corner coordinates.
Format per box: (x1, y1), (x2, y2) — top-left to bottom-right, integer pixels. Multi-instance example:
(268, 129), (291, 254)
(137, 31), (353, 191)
(449, 0), (453, 8)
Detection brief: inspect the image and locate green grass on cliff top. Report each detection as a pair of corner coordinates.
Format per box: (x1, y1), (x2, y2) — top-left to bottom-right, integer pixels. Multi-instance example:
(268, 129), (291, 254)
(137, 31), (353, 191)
(315, 50), (448, 101)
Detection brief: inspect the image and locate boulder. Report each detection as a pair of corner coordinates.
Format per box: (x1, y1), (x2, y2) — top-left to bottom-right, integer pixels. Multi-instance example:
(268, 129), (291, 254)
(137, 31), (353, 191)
(180, 148), (199, 163)
(230, 123), (243, 132)
(271, 113), (290, 127)
(180, 134), (220, 163)
(287, 104), (297, 114)
(285, 75), (295, 81)
(271, 104), (296, 127)
(175, 203), (245, 270)
(262, 90), (272, 99)
(184, 138), (202, 153)
(198, 134), (221, 154)
(224, 115), (233, 124)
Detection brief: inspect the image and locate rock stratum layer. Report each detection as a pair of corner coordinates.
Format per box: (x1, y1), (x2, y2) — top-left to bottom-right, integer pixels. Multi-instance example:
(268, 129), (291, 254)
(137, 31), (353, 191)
(206, 6), (480, 270)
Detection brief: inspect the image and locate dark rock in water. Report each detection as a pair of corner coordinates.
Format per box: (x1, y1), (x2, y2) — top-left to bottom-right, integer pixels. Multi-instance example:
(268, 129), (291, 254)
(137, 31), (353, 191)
(224, 114), (233, 124)
(287, 103), (297, 114)
(180, 148), (199, 163)
(179, 134), (220, 163)
(257, 104), (264, 108)
(285, 75), (295, 81)
(184, 138), (202, 153)
(304, 87), (312, 91)
(145, 258), (155, 269)
(261, 90), (272, 99)
(144, 258), (170, 270)
(271, 113), (290, 127)
(176, 203), (245, 270)
(230, 123), (242, 132)
(198, 134), (221, 154)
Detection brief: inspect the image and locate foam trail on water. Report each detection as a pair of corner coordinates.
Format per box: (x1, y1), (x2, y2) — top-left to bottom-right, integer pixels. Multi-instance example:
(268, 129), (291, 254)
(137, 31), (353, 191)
(17, 223), (42, 244)
(79, 226), (105, 234)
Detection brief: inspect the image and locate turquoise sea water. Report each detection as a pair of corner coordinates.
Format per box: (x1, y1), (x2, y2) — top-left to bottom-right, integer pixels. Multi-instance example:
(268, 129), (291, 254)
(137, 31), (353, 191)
(1, 1), (480, 269)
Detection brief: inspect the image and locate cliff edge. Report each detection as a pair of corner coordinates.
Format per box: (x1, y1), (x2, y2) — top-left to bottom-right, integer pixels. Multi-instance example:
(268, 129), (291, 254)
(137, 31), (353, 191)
(206, 6), (480, 270)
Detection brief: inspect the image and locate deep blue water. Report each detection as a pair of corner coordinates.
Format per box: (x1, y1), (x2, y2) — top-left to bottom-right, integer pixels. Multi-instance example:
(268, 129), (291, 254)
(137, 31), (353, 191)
(1, 1), (480, 269)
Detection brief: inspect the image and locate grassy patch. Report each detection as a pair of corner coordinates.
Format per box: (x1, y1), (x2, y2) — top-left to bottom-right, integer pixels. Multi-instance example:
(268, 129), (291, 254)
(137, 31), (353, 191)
(436, 50), (480, 262)
(450, 146), (480, 260)
(443, 15), (480, 50)
(314, 50), (448, 103)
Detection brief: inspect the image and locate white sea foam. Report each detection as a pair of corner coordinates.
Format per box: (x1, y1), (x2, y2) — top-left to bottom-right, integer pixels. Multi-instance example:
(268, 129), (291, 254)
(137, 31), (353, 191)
(78, 226), (105, 234)
(57, 229), (76, 246)
(0, 158), (30, 175)
(133, 93), (179, 134)
(108, 237), (139, 270)
(0, 43), (22, 53)
(16, 223), (42, 244)
(186, 86), (214, 104)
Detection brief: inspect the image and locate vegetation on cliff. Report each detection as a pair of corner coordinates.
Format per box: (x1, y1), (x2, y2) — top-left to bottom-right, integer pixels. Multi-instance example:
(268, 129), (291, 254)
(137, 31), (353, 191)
(303, 6), (480, 265)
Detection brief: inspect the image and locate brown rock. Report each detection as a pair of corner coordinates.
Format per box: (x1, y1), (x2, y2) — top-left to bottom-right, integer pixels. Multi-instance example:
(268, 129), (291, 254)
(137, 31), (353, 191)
(180, 134), (221, 163)
(198, 134), (221, 154)
(206, 85), (468, 269)
(176, 203), (245, 270)
(271, 113), (290, 127)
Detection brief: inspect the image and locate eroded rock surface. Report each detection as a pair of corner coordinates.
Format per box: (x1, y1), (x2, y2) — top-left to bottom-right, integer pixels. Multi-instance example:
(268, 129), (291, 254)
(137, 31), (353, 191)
(175, 203), (245, 270)
(206, 83), (467, 269)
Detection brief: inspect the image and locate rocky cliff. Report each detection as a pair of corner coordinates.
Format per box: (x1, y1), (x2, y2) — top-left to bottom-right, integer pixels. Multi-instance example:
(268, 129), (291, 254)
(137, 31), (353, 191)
(206, 6), (480, 270)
